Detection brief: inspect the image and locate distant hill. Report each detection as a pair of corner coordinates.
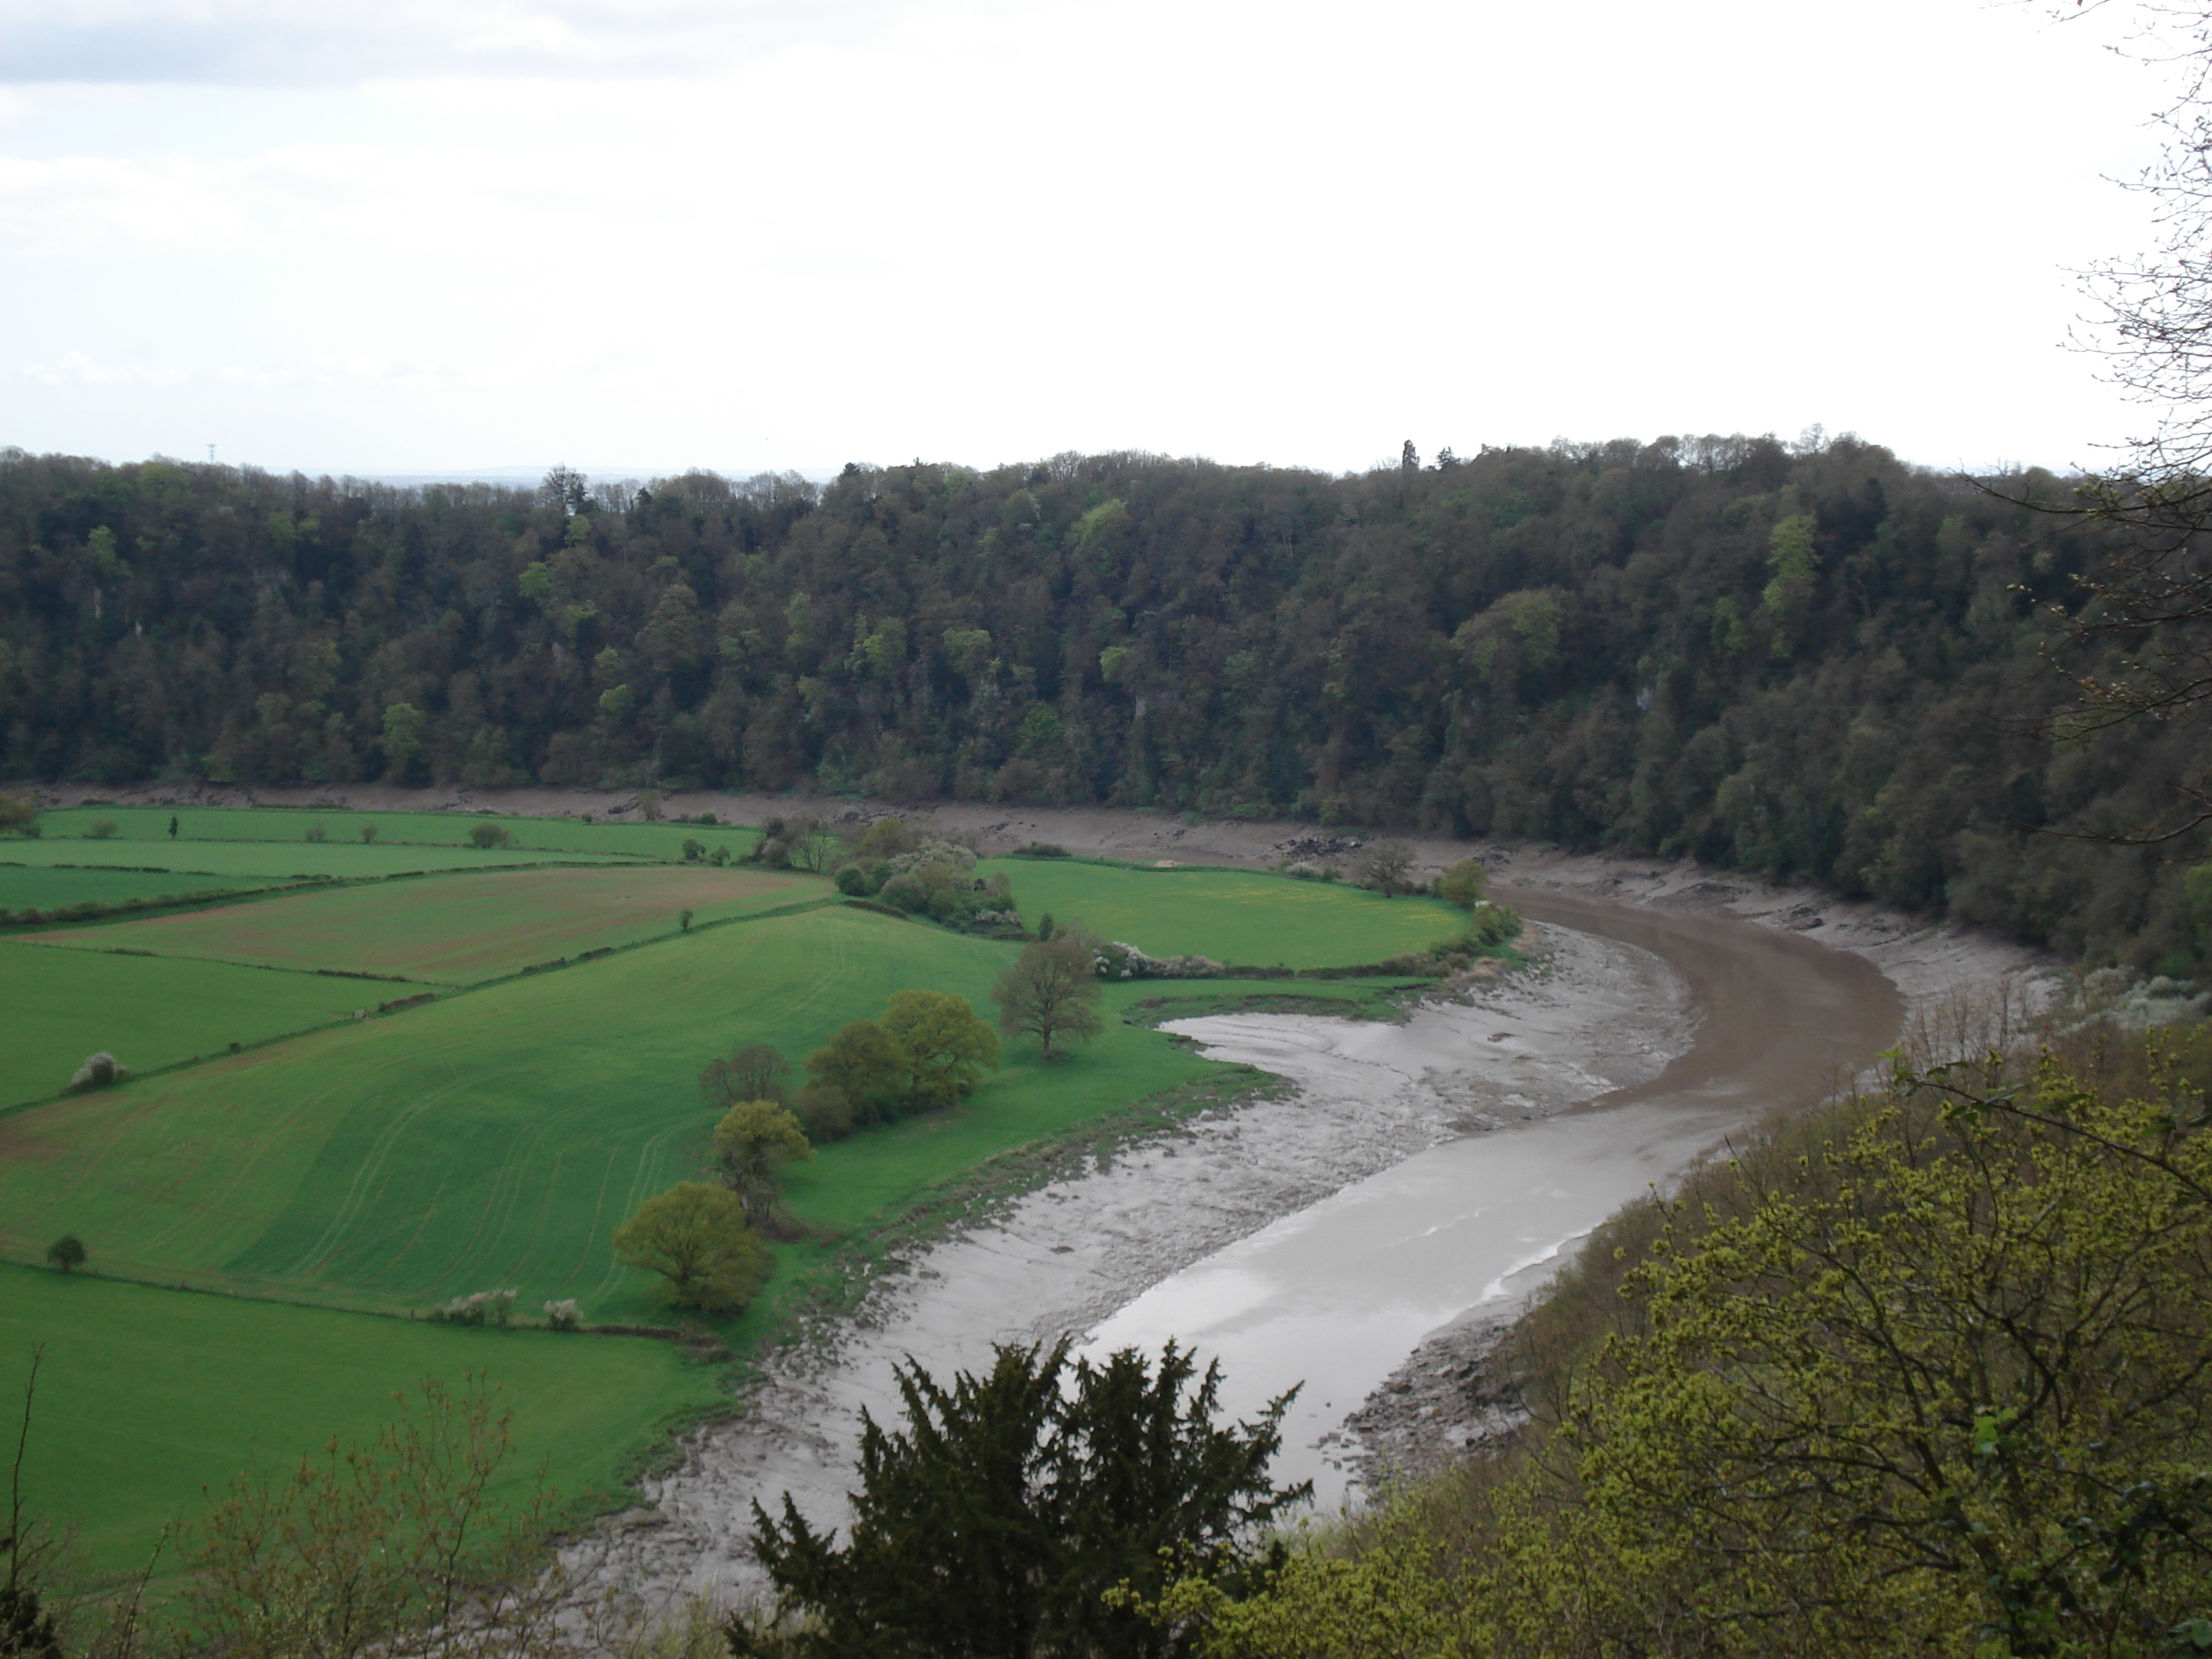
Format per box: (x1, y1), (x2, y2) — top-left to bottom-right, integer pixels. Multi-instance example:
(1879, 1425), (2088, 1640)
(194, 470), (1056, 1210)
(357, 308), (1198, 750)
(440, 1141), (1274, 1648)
(1, 437), (2198, 966)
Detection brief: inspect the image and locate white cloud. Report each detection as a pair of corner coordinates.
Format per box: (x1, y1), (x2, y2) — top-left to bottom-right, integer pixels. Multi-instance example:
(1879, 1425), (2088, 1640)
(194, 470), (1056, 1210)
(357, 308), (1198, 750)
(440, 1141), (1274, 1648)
(0, 0), (914, 86)
(0, 0), (2182, 476)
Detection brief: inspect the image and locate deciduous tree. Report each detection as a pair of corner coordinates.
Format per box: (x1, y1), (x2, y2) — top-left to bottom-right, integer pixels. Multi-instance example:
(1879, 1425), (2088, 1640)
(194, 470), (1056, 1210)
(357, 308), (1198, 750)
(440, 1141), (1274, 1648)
(701, 1042), (791, 1109)
(991, 937), (1103, 1059)
(881, 989), (1000, 1108)
(712, 1100), (813, 1226)
(1355, 839), (1417, 897)
(610, 1181), (769, 1311)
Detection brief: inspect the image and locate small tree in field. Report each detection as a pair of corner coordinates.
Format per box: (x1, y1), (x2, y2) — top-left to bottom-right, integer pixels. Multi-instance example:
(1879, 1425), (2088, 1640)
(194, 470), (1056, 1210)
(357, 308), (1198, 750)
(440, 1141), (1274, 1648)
(467, 821), (511, 850)
(1434, 856), (1489, 912)
(43, 1236), (84, 1274)
(881, 990), (1001, 1108)
(992, 936), (1104, 1059)
(804, 1020), (911, 1127)
(0, 793), (38, 838)
(713, 1100), (814, 1228)
(1355, 839), (1418, 896)
(701, 1042), (792, 1109)
(612, 1182), (770, 1311)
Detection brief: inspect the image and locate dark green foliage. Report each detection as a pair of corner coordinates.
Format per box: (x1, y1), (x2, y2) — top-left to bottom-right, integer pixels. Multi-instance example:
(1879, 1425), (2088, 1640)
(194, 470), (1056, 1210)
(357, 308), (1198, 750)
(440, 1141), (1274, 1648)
(40, 1238), (82, 1274)
(0, 441), (2196, 961)
(740, 1339), (1306, 1659)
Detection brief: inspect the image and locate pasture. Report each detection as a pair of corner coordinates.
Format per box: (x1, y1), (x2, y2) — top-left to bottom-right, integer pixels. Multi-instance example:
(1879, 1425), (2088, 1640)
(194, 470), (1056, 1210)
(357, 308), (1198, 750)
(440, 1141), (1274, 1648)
(978, 857), (1468, 969)
(0, 837), (634, 881)
(0, 943), (366, 1109)
(0, 863), (284, 915)
(0, 822), (1461, 1594)
(0, 1266), (726, 1580)
(31, 865), (828, 983)
(0, 905), (1380, 1327)
(31, 804), (757, 862)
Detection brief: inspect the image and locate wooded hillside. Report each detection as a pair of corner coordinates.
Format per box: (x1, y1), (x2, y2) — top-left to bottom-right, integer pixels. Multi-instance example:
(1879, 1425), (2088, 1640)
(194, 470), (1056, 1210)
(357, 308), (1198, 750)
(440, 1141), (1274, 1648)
(2, 437), (2198, 965)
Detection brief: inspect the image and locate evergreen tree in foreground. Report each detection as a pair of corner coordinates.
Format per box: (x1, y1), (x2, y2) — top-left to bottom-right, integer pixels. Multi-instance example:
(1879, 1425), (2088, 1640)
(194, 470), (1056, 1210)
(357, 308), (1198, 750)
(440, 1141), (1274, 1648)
(738, 1339), (1308, 1659)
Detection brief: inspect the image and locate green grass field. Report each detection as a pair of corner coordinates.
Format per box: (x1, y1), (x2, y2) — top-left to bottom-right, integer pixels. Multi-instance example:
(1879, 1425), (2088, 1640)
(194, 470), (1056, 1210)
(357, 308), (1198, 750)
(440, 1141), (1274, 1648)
(0, 943), (371, 1110)
(31, 804), (758, 862)
(980, 857), (1467, 968)
(0, 813), (1463, 1599)
(31, 866), (829, 983)
(0, 1266), (726, 1580)
(0, 864), (286, 914)
(0, 838), (635, 881)
(0, 906), (1375, 1327)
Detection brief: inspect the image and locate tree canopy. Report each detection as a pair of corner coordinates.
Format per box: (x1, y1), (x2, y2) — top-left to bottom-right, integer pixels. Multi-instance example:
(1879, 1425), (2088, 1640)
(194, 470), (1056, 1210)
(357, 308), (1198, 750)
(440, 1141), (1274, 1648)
(610, 1181), (769, 1311)
(740, 1339), (1307, 1659)
(1, 437), (2203, 964)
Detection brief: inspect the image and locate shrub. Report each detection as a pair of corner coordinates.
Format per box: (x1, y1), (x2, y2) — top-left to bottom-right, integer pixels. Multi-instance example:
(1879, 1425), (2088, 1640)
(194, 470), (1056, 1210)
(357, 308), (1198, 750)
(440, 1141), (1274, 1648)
(542, 1298), (582, 1332)
(709, 844), (731, 866)
(429, 1287), (517, 1327)
(834, 865), (868, 895)
(1280, 859), (1339, 882)
(303, 821), (328, 843)
(636, 789), (664, 822)
(1012, 840), (1070, 859)
(0, 791), (36, 836)
(1092, 941), (1222, 980)
(679, 907), (694, 932)
(1435, 855), (1491, 910)
(357, 822), (378, 843)
(84, 819), (117, 840)
(681, 837), (705, 862)
(68, 1051), (127, 1091)
(467, 821), (511, 849)
(793, 1082), (856, 1143)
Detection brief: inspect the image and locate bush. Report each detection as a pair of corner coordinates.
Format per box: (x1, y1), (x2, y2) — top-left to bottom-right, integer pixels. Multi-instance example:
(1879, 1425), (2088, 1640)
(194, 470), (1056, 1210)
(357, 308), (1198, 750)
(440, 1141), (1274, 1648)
(834, 866), (868, 895)
(0, 791), (36, 837)
(1435, 856), (1490, 910)
(303, 821), (328, 843)
(467, 821), (511, 849)
(542, 1298), (582, 1332)
(68, 1051), (127, 1091)
(1092, 941), (1223, 980)
(84, 819), (117, 840)
(1012, 840), (1070, 859)
(429, 1287), (516, 1327)
(636, 789), (663, 822)
(681, 837), (705, 862)
(1279, 859), (1340, 881)
(357, 822), (378, 842)
(793, 1082), (856, 1143)
(709, 844), (731, 866)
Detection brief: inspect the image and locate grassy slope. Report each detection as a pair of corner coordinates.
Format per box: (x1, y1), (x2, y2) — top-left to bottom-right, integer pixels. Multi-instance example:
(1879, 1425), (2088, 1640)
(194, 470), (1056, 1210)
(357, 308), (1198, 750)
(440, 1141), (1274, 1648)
(31, 804), (758, 862)
(0, 840), (634, 881)
(0, 943), (369, 1110)
(29, 866), (829, 983)
(0, 1265), (726, 1580)
(981, 857), (1467, 967)
(0, 908), (1045, 1320)
(0, 866), (283, 912)
(0, 837), (1452, 1589)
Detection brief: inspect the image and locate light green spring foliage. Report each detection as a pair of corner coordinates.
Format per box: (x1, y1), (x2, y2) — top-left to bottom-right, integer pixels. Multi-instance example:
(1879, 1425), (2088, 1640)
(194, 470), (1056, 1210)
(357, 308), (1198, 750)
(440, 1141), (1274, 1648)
(1763, 512), (1819, 657)
(1172, 1051), (2212, 1657)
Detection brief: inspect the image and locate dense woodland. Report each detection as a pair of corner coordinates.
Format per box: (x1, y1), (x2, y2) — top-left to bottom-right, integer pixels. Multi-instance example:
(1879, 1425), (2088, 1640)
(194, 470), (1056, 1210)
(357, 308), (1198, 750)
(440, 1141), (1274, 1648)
(1, 438), (2200, 966)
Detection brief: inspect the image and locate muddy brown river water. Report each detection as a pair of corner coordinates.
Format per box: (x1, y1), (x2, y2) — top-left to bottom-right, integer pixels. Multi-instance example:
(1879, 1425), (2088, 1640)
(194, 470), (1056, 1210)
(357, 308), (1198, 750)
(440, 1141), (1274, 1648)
(1082, 888), (1903, 1507)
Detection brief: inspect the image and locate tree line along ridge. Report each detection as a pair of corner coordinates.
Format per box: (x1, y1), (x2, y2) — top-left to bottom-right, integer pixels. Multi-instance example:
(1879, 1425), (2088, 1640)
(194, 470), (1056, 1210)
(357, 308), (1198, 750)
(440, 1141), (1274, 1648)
(0, 435), (2198, 966)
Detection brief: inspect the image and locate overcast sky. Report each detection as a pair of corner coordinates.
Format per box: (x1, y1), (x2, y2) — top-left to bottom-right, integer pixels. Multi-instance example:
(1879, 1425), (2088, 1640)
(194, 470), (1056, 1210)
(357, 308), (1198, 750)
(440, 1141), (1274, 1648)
(0, 0), (2185, 479)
